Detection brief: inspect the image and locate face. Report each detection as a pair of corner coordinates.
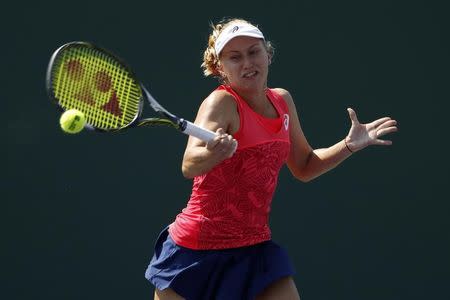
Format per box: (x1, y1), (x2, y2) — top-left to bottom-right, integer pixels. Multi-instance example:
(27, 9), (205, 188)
(218, 36), (270, 93)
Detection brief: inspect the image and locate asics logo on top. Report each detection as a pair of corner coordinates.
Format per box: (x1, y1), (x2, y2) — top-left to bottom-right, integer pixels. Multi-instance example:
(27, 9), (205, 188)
(283, 114), (289, 130)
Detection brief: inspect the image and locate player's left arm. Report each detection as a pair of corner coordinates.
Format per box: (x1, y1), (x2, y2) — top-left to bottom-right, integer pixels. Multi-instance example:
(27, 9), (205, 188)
(278, 89), (397, 182)
(280, 88), (352, 182)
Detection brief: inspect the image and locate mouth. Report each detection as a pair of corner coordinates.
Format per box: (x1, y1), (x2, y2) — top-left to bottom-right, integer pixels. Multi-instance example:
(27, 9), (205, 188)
(242, 71), (258, 78)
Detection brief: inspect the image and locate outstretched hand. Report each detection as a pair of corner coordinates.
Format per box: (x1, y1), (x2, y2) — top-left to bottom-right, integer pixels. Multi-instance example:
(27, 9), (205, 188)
(345, 108), (398, 152)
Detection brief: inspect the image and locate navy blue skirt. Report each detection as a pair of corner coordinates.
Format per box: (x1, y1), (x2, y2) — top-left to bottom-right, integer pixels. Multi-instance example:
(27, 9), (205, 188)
(145, 227), (295, 300)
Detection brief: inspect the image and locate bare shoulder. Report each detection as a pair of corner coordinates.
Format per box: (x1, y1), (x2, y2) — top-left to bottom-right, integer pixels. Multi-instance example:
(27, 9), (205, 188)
(201, 89), (237, 112)
(271, 88), (296, 110)
(195, 89), (239, 134)
(271, 87), (290, 96)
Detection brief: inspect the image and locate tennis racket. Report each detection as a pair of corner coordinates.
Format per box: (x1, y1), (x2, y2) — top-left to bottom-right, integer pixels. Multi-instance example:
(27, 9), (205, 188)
(46, 41), (216, 142)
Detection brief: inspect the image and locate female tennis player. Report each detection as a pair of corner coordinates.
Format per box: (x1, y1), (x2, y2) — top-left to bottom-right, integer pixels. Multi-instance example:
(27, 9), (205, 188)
(145, 18), (397, 300)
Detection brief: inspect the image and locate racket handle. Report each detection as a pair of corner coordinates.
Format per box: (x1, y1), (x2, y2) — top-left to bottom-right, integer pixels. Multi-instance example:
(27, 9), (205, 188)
(181, 120), (217, 142)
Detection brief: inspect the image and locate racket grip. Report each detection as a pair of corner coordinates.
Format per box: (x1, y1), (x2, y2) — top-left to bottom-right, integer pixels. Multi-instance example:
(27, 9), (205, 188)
(181, 120), (217, 142)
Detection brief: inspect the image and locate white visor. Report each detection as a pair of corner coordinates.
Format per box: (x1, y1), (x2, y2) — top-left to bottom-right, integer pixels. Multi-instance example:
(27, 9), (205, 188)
(214, 22), (265, 56)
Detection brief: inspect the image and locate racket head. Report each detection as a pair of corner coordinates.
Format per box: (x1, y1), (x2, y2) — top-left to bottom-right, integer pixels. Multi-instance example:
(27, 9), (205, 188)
(46, 41), (144, 131)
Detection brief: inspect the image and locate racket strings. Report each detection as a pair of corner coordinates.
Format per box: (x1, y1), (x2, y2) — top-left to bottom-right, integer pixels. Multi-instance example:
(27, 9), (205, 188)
(51, 44), (142, 130)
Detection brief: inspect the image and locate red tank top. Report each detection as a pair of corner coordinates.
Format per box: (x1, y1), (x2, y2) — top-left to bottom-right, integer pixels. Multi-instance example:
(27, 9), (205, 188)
(169, 85), (291, 249)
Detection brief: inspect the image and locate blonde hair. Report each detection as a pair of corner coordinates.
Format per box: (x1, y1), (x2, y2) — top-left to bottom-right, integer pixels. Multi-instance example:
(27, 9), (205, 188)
(201, 18), (275, 79)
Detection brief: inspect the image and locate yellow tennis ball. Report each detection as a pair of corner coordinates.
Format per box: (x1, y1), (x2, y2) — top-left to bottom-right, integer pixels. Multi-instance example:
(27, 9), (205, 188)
(59, 109), (86, 134)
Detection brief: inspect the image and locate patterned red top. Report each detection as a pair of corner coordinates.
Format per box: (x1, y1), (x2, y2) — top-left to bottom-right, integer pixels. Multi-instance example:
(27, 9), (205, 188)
(169, 85), (291, 249)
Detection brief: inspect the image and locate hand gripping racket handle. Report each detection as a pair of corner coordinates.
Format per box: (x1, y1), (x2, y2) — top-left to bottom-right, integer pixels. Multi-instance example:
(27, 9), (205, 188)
(180, 119), (217, 142)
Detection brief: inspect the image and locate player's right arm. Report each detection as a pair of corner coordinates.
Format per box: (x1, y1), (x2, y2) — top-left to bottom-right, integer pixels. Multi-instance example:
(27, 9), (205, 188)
(181, 90), (239, 179)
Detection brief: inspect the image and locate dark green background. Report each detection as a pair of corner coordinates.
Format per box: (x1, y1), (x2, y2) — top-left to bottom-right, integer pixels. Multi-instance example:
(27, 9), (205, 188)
(6, 0), (449, 299)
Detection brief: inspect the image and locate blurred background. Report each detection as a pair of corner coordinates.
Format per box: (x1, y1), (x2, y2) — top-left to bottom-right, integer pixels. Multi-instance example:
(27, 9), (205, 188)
(5, 0), (449, 299)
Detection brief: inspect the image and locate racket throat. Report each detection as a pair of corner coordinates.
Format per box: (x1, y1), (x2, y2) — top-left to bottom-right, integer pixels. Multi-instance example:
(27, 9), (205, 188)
(177, 118), (187, 131)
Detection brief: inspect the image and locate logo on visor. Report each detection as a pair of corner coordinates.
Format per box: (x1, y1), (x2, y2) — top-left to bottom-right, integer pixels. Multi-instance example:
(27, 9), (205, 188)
(231, 26), (239, 33)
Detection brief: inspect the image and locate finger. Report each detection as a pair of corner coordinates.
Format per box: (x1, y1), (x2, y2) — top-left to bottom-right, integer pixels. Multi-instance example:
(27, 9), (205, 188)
(206, 128), (225, 149)
(231, 139), (238, 152)
(226, 140), (238, 158)
(217, 128), (231, 142)
(206, 137), (221, 150)
(214, 134), (231, 151)
(218, 134), (232, 146)
(376, 126), (398, 137)
(347, 107), (360, 125)
(216, 128), (229, 139)
(217, 135), (236, 154)
(370, 117), (392, 128)
(377, 119), (397, 129)
(373, 139), (393, 146)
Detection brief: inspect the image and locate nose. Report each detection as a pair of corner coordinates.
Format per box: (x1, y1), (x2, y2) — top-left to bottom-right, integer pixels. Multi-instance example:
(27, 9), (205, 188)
(242, 55), (253, 69)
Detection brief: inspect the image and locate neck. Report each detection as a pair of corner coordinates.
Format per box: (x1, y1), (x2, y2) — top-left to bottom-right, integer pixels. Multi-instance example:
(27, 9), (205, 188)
(230, 83), (268, 109)
(231, 85), (276, 117)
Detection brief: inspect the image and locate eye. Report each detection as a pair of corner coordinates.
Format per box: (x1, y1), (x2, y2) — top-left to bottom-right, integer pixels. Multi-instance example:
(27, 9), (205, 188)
(249, 48), (260, 56)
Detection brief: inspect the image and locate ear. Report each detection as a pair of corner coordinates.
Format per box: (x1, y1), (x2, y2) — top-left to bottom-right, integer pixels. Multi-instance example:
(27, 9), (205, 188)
(216, 70), (225, 78)
(216, 63), (226, 78)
